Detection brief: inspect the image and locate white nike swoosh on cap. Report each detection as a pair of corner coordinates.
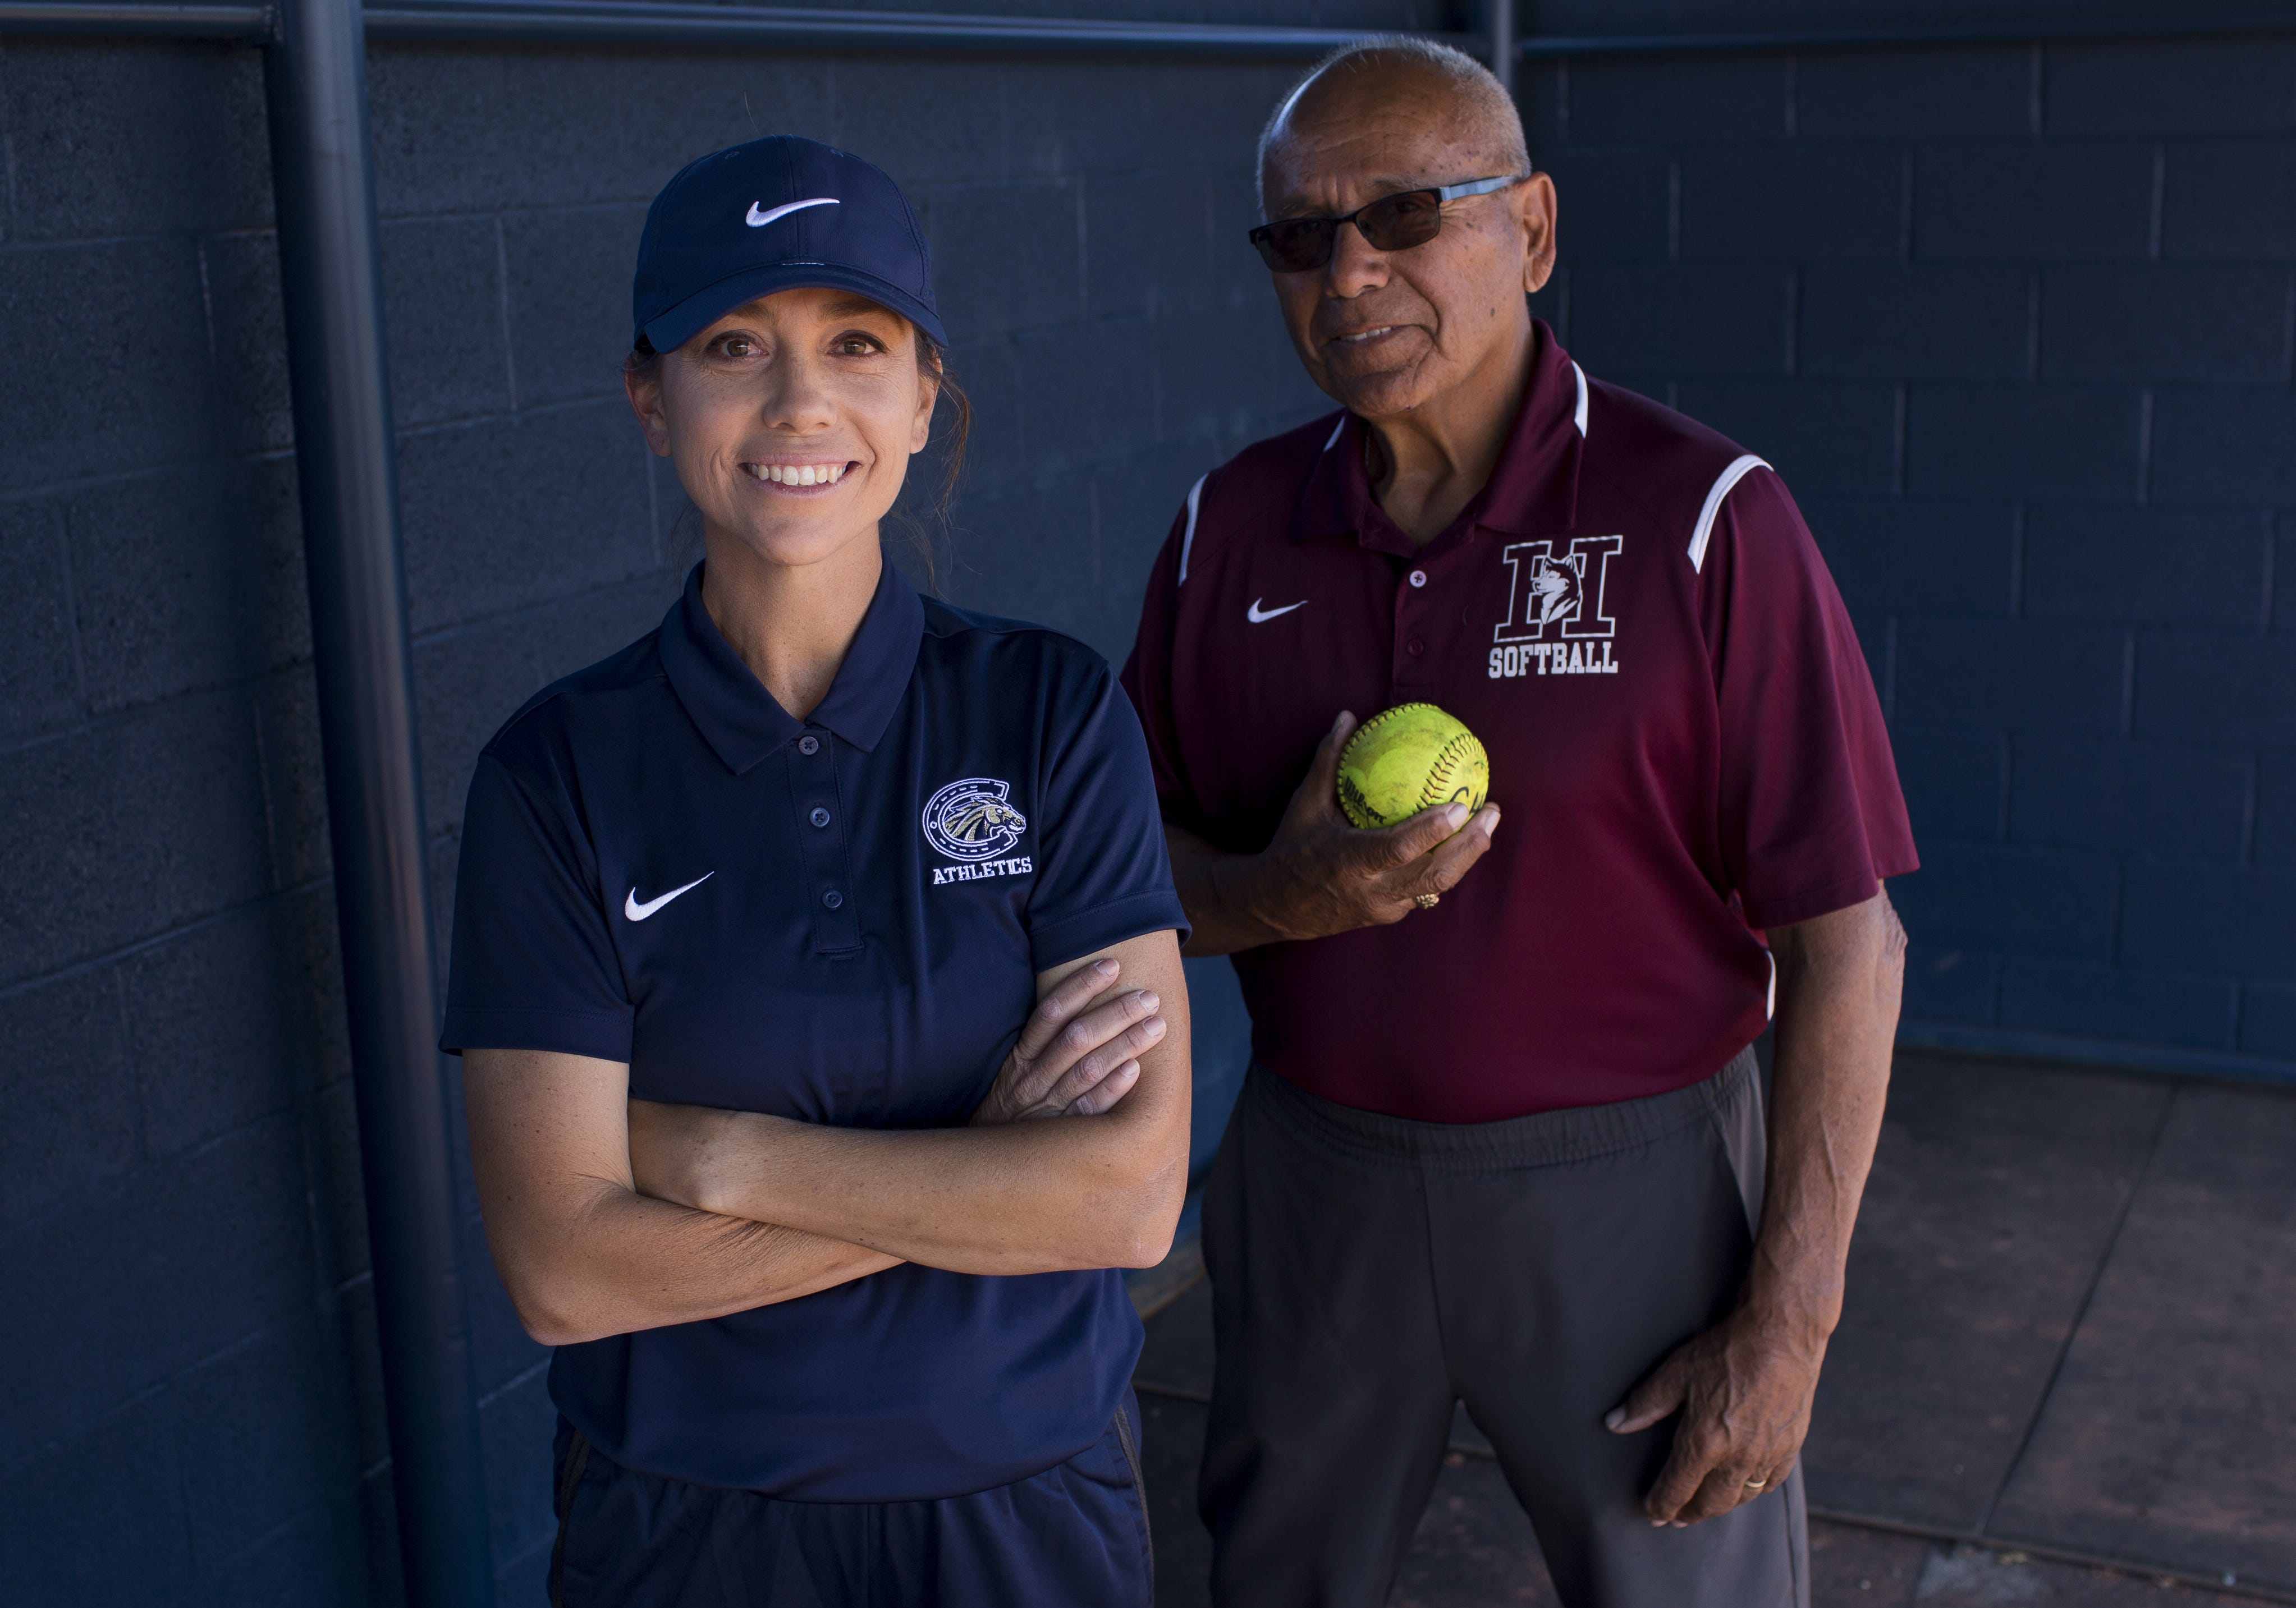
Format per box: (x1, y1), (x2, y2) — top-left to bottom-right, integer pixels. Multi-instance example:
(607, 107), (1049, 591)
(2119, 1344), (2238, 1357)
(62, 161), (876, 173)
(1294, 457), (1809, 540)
(746, 197), (840, 228)
(625, 872), (714, 921)
(1246, 598), (1307, 623)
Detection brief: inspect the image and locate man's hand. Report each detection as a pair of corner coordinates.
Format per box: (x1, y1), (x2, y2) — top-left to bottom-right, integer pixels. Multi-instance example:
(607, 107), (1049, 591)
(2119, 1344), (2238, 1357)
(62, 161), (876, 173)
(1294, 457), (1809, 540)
(971, 957), (1167, 1124)
(1607, 889), (1905, 1527)
(1176, 711), (1501, 954)
(1604, 1308), (1823, 1525)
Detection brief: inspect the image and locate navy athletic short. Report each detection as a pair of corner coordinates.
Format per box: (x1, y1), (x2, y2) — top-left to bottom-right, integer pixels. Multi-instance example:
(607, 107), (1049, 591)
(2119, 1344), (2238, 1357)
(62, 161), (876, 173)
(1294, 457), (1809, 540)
(546, 1396), (1153, 1608)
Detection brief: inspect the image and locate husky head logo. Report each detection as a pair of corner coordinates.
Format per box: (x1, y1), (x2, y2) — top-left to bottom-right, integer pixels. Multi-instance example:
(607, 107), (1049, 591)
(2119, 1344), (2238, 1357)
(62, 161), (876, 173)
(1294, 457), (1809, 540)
(1528, 555), (1583, 627)
(922, 778), (1029, 861)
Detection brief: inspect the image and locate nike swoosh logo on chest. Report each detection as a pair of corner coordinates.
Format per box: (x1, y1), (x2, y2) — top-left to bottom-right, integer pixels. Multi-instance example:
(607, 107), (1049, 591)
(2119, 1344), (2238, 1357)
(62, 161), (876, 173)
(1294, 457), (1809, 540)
(625, 872), (714, 921)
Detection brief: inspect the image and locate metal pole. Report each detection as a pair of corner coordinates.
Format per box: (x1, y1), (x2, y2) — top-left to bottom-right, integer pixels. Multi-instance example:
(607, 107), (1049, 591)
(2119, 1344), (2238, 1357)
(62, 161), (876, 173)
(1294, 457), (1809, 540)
(360, 0), (1438, 55)
(9, 1), (2296, 54)
(0, 1), (271, 39)
(259, 1), (495, 1604)
(1487, 0), (1514, 100)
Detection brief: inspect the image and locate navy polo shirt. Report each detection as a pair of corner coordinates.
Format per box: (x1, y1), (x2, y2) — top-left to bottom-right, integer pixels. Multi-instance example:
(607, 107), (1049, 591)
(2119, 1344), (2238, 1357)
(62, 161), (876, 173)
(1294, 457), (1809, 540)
(441, 558), (1187, 1501)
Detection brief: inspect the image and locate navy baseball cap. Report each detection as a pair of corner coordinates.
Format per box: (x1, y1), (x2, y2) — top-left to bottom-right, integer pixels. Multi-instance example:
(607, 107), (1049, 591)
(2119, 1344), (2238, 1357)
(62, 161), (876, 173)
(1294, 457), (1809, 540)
(632, 135), (947, 356)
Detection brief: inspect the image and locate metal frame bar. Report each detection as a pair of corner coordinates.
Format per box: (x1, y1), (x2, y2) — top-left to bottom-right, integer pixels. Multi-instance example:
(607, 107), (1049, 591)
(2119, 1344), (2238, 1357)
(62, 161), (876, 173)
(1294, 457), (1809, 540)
(0, 0), (1441, 50)
(1515, 10), (2296, 57)
(0, 1), (270, 39)
(6, 1), (2296, 54)
(1485, 0), (1514, 99)
(260, 0), (495, 1602)
(361, 0), (1435, 53)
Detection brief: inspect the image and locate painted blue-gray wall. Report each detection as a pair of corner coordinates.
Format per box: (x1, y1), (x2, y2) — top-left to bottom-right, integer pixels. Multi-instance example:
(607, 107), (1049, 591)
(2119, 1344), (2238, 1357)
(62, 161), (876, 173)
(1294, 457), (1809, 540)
(0, 4), (1407, 1602)
(1511, 26), (2296, 1060)
(3, 3), (2293, 1604)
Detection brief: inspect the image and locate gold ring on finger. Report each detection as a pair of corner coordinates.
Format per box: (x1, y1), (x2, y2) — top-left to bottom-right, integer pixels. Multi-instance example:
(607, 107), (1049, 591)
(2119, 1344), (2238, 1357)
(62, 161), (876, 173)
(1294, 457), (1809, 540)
(1742, 1478), (1767, 1490)
(1414, 892), (1440, 909)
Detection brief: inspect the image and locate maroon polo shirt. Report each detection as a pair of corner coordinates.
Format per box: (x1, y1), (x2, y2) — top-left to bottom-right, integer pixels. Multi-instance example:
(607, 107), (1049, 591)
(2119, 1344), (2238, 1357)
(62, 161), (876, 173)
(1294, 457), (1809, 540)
(1120, 321), (1917, 1122)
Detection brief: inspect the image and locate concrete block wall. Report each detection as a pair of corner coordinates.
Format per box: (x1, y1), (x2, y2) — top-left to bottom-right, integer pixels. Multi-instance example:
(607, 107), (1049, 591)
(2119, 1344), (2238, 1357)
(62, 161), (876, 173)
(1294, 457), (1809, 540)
(0, 4), (1432, 1602)
(7, 3), (2292, 1604)
(0, 33), (386, 1608)
(1520, 28), (2296, 1065)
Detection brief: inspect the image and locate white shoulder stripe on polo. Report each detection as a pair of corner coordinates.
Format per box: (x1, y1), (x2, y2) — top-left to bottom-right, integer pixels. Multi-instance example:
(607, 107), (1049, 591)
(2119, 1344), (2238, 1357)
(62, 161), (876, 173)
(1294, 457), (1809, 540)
(1688, 454), (1771, 573)
(1176, 474), (1207, 585)
(1571, 362), (1588, 437)
(1323, 414), (1347, 451)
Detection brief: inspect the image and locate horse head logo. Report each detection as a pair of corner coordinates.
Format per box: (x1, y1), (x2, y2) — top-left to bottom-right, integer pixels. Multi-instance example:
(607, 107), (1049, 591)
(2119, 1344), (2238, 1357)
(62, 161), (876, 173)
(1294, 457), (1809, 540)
(922, 778), (1030, 861)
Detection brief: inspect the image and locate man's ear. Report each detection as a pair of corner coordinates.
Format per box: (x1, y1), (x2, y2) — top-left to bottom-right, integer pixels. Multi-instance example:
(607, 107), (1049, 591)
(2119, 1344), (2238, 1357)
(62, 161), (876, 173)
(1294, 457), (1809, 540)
(625, 364), (674, 458)
(1520, 171), (1559, 296)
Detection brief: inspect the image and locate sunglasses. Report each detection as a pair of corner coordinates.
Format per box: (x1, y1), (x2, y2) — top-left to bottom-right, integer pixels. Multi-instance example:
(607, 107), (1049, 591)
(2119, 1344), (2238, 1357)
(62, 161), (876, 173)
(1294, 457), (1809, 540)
(1248, 174), (1528, 273)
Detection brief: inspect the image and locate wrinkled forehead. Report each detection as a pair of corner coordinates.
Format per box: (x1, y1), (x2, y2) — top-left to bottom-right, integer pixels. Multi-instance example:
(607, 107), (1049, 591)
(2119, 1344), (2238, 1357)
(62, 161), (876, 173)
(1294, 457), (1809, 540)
(1262, 71), (1502, 213)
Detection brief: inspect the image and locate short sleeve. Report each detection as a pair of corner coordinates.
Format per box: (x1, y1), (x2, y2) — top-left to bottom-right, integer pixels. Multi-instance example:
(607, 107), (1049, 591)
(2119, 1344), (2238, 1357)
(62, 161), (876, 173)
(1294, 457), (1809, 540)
(1117, 497), (1213, 839)
(439, 742), (635, 1060)
(1701, 470), (1919, 930)
(1025, 654), (1191, 971)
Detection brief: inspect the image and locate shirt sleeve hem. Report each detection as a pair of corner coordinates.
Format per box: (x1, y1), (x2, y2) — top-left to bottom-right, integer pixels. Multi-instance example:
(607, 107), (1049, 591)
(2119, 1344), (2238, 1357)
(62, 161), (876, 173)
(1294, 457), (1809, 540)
(439, 1007), (634, 1063)
(1029, 891), (1192, 972)
(1739, 865), (1904, 931)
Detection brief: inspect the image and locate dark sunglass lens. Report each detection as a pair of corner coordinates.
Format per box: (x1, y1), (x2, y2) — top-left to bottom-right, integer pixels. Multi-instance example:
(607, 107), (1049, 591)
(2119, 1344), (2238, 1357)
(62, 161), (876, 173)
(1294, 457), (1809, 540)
(1255, 217), (1337, 272)
(1357, 190), (1443, 252)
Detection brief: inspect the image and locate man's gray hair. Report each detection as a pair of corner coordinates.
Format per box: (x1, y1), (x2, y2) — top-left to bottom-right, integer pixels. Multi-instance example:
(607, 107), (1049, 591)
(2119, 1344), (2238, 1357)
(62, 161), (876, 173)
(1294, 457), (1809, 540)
(1255, 35), (1531, 215)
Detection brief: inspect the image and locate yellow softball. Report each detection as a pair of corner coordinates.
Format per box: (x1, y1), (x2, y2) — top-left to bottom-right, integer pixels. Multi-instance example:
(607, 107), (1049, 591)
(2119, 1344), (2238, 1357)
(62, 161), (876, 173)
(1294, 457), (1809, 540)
(1335, 704), (1491, 829)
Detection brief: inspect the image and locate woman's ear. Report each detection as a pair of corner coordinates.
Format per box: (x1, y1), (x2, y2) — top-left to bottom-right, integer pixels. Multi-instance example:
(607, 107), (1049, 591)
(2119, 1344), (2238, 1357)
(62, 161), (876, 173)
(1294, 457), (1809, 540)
(625, 362), (675, 458)
(910, 358), (941, 456)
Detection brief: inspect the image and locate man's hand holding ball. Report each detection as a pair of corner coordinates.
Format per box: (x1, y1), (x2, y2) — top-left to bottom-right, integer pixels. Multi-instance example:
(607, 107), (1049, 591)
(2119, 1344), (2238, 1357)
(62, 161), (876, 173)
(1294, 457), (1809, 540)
(1243, 709), (1501, 941)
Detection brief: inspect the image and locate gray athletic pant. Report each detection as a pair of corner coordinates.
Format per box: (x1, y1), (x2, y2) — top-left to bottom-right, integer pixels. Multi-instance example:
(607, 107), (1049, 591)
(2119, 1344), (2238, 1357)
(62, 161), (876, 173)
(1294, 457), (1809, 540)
(1197, 1048), (1808, 1608)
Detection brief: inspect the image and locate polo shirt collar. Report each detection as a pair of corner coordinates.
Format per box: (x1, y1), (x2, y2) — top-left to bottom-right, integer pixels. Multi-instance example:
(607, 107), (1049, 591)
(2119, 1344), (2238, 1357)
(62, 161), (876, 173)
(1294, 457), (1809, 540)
(659, 555), (924, 774)
(1292, 318), (1584, 554)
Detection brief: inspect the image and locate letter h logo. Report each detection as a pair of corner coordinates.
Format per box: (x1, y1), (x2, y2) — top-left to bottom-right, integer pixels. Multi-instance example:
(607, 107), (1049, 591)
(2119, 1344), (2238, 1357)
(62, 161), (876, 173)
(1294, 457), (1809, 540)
(1495, 536), (1623, 643)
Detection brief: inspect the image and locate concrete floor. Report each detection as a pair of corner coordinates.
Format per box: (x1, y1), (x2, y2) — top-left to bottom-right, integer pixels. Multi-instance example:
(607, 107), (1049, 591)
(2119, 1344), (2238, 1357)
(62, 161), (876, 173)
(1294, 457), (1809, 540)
(1131, 1054), (2296, 1606)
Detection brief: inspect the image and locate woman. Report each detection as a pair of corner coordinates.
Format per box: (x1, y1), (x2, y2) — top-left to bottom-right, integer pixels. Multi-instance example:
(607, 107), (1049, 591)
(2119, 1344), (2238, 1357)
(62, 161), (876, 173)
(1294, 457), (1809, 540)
(442, 135), (1191, 1607)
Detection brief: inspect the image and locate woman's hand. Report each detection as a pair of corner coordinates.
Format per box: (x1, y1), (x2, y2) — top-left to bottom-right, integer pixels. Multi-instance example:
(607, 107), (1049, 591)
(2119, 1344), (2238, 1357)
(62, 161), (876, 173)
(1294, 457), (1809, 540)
(608, 934), (1189, 1274)
(972, 957), (1168, 1125)
(625, 959), (1165, 1214)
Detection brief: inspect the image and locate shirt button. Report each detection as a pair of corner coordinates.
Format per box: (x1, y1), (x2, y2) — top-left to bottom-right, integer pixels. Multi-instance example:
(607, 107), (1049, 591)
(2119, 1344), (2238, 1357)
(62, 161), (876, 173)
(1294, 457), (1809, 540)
(1407, 637), (1426, 656)
(821, 889), (844, 909)
(810, 806), (831, 828)
(798, 734), (820, 756)
(1408, 569), (1427, 588)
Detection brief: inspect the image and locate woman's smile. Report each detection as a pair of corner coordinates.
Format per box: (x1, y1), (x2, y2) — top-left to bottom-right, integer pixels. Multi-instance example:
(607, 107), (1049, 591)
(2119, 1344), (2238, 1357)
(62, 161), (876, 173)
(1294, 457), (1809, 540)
(740, 457), (858, 491)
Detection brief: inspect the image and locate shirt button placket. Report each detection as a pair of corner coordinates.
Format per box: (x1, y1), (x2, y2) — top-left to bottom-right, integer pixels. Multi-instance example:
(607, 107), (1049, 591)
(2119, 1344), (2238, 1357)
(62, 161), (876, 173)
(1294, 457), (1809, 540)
(1394, 559), (1437, 695)
(789, 727), (861, 955)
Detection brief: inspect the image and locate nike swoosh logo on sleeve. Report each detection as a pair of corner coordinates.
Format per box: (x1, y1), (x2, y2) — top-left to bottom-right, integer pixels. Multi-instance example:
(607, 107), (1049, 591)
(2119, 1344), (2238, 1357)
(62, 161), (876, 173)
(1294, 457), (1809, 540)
(746, 197), (840, 228)
(1246, 598), (1307, 623)
(625, 872), (714, 921)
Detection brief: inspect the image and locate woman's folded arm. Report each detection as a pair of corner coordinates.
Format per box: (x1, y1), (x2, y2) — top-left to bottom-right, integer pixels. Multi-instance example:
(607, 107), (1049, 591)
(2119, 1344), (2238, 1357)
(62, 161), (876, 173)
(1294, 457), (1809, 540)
(462, 935), (1188, 1343)
(627, 930), (1194, 1276)
(464, 1045), (901, 1347)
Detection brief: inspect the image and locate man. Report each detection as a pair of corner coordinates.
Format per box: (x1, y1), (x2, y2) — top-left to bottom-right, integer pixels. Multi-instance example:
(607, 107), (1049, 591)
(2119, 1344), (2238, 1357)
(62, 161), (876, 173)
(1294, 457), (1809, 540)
(1119, 38), (1914, 1608)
